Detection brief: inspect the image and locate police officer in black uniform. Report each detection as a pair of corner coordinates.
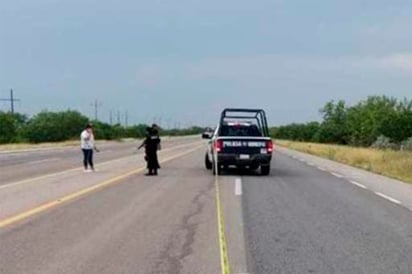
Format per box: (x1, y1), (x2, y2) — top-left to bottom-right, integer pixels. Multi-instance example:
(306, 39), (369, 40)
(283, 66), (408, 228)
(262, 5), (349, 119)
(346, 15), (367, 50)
(139, 125), (161, 176)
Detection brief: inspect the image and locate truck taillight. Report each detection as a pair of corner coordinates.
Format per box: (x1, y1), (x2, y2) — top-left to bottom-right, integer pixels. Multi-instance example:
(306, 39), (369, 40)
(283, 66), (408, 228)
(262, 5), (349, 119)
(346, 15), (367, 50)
(266, 140), (274, 153)
(215, 140), (223, 153)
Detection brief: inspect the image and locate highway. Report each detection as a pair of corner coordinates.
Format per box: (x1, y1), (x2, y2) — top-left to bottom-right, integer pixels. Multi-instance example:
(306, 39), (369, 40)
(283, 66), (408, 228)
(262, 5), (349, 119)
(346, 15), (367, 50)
(0, 136), (411, 274)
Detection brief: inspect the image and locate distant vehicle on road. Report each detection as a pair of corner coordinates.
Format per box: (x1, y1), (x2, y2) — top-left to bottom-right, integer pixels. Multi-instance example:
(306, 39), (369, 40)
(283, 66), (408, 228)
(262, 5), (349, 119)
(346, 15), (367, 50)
(201, 127), (214, 139)
(203, 108), (274, 175)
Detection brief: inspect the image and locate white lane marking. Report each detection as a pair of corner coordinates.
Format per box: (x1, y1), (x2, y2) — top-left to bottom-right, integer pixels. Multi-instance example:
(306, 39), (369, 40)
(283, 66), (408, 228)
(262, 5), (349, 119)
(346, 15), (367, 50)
(375, 192), (402, 205)
(331, 172), (344, 178)
(235, 178), (242, 196)
(299, 158), (306, 162)
(317, 167), (327, 172)
(25, 158), (59, 165)
(349, 180), (367, 189)
(0, 141), (202, 190)
(307, 162), (315, 166)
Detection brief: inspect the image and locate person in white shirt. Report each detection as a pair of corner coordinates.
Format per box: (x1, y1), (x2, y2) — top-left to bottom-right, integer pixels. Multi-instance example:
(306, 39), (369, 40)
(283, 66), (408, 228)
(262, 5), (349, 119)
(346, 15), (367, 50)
(80, 123), (98, 172)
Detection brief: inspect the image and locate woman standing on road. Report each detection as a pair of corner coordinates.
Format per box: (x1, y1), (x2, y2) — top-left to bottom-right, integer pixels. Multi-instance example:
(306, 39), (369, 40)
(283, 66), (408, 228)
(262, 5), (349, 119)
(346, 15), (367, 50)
(80, 123), (99, 172)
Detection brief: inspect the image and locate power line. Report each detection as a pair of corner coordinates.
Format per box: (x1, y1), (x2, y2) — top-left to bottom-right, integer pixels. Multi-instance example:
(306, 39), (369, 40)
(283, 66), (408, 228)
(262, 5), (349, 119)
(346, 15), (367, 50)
(0, 89), (21, 114)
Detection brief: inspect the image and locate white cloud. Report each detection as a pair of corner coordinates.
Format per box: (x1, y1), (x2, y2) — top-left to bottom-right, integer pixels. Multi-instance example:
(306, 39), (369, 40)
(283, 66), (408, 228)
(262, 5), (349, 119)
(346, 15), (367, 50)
(380, 53), (412, 71)
(134, 53), (412, 90)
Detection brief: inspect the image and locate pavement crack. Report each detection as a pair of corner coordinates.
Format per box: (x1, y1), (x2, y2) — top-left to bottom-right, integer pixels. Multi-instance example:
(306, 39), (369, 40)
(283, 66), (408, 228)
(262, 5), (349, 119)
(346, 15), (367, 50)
(153, 180), (214, 274)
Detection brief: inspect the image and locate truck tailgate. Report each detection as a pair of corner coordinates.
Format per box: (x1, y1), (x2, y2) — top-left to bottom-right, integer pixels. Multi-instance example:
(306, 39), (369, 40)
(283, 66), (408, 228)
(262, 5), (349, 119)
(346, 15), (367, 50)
(218, 137), (272, 154)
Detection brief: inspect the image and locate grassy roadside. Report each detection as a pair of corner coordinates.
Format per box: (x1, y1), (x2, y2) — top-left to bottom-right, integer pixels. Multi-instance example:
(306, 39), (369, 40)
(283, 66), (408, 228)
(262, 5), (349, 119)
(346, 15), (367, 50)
(0, 139), (129, 152)
(0, 140), (81, 152)
(276, 140), (412, 184)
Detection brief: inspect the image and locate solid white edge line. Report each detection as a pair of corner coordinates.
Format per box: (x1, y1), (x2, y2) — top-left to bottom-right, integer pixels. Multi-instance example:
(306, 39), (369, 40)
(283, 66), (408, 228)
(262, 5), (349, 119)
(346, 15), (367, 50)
(375, 192), (402, 205)
(349, 180), (367, 189)
(331, 172), (344, 178)
(235, 178), (242, 196)
(317, 167), (327, 172)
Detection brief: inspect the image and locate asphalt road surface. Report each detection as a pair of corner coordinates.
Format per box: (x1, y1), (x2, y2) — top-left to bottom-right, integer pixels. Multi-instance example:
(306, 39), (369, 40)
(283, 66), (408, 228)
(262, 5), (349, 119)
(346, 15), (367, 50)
(1, 137), (411, 274)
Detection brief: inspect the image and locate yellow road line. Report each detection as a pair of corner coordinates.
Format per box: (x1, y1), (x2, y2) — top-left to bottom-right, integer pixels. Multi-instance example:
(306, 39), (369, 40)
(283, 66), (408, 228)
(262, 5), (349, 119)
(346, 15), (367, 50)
(215, 176), (231, 274)
(0, 141), (203, 190)
(0, 145), (203, 229)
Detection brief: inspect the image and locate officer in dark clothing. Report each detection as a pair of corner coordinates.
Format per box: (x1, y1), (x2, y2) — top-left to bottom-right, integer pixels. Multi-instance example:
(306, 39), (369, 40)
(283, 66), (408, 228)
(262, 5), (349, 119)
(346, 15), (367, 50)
(139, 126), (161, 176)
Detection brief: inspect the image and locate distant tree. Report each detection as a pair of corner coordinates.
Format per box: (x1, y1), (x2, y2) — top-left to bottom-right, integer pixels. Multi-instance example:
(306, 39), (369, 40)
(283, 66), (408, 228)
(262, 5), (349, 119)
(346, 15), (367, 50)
(271, 121), (320, 142)
(317, 100), (348, 144)
(271, 95), (412, 148)
(0, 111), (16, 143)
(345, 96), (398, 146)
(22, 110), (88, 143)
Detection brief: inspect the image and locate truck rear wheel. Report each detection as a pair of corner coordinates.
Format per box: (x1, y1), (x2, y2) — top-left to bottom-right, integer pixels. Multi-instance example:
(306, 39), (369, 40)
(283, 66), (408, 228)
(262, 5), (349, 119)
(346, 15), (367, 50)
(261, 165), (270, 175)
(205, 154), (212, 170)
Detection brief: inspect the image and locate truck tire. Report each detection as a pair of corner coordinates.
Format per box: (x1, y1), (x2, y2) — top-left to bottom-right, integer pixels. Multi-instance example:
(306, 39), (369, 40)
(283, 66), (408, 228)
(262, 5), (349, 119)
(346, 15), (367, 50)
(261, 165), (270, 175)
(249, 164), (259, 171)
(205, 153), (212, 170)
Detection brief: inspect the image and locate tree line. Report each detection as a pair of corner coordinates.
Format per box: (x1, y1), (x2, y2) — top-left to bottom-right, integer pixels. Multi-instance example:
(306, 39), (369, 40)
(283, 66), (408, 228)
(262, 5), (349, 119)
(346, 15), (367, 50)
(0, 110), (205, 144)
(270, 95), (412, 149)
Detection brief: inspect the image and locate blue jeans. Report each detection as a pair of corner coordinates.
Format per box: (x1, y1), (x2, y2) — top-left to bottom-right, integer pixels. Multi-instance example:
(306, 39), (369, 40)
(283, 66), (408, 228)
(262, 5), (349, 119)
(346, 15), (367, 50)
(82, 149), (94, 169)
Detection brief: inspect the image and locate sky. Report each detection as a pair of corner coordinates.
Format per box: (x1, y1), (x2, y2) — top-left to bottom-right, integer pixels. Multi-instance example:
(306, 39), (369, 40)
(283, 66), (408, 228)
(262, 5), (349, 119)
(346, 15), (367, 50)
(1, 0), (412, 127)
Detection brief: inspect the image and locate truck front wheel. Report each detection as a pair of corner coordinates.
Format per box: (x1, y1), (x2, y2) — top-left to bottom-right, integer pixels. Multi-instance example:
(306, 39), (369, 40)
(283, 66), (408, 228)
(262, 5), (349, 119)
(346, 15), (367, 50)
(261, 165), (270, 175)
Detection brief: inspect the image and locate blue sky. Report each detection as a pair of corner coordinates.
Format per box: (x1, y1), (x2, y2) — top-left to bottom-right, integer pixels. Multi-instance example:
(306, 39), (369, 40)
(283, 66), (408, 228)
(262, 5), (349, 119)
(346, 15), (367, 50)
(1, 0), (411, 126)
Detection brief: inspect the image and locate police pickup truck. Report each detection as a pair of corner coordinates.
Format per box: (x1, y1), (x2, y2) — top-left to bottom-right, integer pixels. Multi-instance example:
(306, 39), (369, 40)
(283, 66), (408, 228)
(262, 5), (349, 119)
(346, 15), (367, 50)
(203, 108), (274, 175)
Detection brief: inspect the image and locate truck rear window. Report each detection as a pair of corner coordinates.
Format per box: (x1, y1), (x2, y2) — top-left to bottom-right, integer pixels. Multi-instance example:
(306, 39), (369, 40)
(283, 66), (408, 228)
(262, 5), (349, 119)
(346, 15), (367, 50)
(219, 125), (262, 137)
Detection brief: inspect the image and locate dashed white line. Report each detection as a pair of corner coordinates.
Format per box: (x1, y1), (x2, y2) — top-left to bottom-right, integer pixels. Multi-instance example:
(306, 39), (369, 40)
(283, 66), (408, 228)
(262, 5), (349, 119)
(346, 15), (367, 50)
(331, 172), (344, 178)
(349, 180), (367, 189)
(235, 178), (242, 196)
(375, 192), (402, 205)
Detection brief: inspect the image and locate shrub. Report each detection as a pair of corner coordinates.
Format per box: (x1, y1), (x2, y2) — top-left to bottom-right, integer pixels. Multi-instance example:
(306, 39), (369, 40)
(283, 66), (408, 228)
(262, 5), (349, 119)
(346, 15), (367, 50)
(371, 135), (398, 150)
(401, 137), (412, 151)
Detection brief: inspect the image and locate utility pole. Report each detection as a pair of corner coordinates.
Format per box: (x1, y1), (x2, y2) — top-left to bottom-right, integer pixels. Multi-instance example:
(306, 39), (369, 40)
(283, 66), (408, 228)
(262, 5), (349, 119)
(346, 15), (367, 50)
(158, 116), (162, 128)
(109, 110), (113, 125)
(125, 111), (128, 127)
(91, 99), (102, 121)
(0, 89), (21, 114)
(117, 111), (121, 125)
